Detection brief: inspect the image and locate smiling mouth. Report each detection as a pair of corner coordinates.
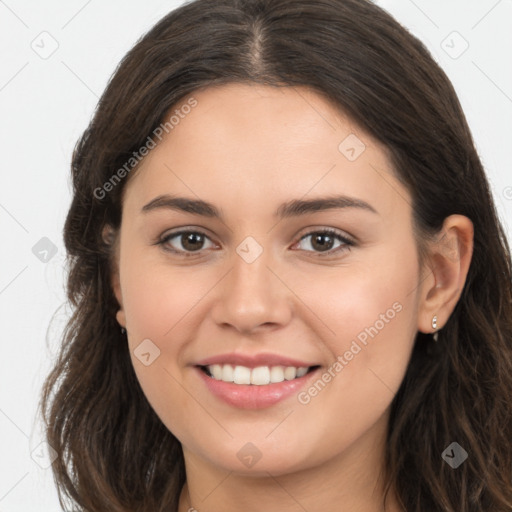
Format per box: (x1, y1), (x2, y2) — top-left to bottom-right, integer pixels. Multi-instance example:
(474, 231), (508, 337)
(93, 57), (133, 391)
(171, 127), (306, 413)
(198, 364), (321, 385)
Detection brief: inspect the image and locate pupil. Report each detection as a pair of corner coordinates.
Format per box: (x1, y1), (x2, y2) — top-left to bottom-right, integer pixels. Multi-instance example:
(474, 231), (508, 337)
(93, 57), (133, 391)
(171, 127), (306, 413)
(312, 233), (333, 252)
(182, 233), (203, 251)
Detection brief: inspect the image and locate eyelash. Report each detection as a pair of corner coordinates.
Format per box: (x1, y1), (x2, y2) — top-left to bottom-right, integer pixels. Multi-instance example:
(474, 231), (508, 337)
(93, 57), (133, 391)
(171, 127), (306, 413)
(156, 228), (355, 258)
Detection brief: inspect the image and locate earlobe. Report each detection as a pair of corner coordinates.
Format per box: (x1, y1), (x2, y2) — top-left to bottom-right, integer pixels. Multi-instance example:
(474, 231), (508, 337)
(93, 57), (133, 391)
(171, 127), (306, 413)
(112, 271), (126, 329)
(102, 223), (116, 246)
(417, 214), (474, 335)
(116, 309), (126, 329)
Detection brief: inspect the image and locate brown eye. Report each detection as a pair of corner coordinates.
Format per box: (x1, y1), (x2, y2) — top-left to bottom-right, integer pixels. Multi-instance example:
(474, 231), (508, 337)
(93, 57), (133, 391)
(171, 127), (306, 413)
(159, 230), (215, 255)
(180, 232), (205, 251)
(295, 229), (354, 257)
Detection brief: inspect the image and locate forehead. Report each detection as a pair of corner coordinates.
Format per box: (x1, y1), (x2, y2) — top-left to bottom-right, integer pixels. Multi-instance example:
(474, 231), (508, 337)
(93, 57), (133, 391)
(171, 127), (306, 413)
(123, 83), (411, 223)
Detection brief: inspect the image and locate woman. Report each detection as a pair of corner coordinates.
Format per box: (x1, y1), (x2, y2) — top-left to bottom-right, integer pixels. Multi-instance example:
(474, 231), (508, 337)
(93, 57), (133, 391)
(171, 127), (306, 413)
(41, 0), (512, 511)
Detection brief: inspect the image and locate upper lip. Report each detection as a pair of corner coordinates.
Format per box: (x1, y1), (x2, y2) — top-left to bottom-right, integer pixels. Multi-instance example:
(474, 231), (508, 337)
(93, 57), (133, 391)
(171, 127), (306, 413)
(195, 352), (319, 369)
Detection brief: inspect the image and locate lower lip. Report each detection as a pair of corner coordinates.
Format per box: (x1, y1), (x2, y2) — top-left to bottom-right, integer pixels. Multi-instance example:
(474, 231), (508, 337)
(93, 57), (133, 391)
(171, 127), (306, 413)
(195, 366), (320, 409)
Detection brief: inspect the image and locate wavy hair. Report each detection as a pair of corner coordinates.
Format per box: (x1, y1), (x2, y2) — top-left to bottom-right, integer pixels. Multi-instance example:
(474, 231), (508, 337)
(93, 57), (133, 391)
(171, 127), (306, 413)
(41, 0), (512, 510)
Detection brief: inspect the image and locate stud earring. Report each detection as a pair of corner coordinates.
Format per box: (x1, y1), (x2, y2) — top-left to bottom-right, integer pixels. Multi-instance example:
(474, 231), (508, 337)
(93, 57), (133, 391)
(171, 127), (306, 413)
(431, 315), (438, 342)
(120, 327), (126, 335)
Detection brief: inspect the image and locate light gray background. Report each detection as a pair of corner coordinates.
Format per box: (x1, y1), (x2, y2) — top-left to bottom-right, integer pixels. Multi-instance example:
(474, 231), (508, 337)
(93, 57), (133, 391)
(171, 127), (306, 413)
(1, 0), (511, 510)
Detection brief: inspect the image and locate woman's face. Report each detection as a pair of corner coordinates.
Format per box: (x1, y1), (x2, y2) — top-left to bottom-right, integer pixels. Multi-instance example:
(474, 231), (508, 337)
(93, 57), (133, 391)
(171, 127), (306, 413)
(113, 83), (425, 476)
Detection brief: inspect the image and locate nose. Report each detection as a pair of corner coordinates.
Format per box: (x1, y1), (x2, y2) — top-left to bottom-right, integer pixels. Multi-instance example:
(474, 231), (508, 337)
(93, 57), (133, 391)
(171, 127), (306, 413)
(210, 246), (293, 335)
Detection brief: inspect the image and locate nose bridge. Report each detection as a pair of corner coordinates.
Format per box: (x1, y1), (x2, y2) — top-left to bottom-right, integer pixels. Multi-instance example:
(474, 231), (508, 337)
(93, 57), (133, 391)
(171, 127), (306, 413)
(232, 239), (271, 293)
(230, 235), (277, 305)
(211, 234), (292, 332)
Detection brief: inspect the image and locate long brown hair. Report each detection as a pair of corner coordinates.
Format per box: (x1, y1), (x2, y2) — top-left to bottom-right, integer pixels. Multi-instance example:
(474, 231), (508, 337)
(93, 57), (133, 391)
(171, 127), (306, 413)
(41, 0), (512, 510)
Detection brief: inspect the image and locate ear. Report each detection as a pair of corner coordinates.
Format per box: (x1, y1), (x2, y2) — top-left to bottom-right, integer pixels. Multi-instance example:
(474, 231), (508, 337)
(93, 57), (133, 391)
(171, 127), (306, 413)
(417, 214), (474, 334)
(102, 224), (126, 329)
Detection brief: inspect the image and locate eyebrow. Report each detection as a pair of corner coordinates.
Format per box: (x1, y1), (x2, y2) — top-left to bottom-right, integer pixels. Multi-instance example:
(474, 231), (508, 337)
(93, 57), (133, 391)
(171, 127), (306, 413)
(141, 194), (378, 219)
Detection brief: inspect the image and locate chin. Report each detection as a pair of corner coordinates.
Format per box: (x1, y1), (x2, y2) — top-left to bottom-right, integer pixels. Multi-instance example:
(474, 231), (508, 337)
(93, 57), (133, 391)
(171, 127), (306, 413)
(190, 437), (323, 477)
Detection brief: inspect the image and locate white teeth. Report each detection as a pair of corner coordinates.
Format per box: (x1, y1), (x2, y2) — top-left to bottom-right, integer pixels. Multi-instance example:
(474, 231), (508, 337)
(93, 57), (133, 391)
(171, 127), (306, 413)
(221, 364), (234, 382)
(251, 366), (270, 385)
(269, 365), (285, 383)
(284, 367), (297, 380)
(233, 365), (251, 384)
(296, 367), (308, 377)
(205, 364), (311, 385)
(211, 364), (223, 380)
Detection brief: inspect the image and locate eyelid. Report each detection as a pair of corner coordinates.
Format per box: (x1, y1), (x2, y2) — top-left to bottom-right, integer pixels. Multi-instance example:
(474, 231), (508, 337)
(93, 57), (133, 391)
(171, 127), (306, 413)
(292, 227), (354, 258)
(156, 228), (218, 256)
(295, 226), (355, 244)
(156, 226), (355, 257)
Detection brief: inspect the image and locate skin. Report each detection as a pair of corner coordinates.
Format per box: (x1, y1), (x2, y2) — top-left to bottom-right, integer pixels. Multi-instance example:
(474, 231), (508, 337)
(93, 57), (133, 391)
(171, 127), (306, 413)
(109, 83), (473, 512)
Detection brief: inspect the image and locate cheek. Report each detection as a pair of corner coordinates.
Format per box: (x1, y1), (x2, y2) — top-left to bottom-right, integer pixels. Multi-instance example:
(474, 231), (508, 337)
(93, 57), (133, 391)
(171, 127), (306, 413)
(120, 252), (213, 342)
(119, 255), (225, 430)
(286, 253), (419, 453)
(289, 249), (418, 358)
